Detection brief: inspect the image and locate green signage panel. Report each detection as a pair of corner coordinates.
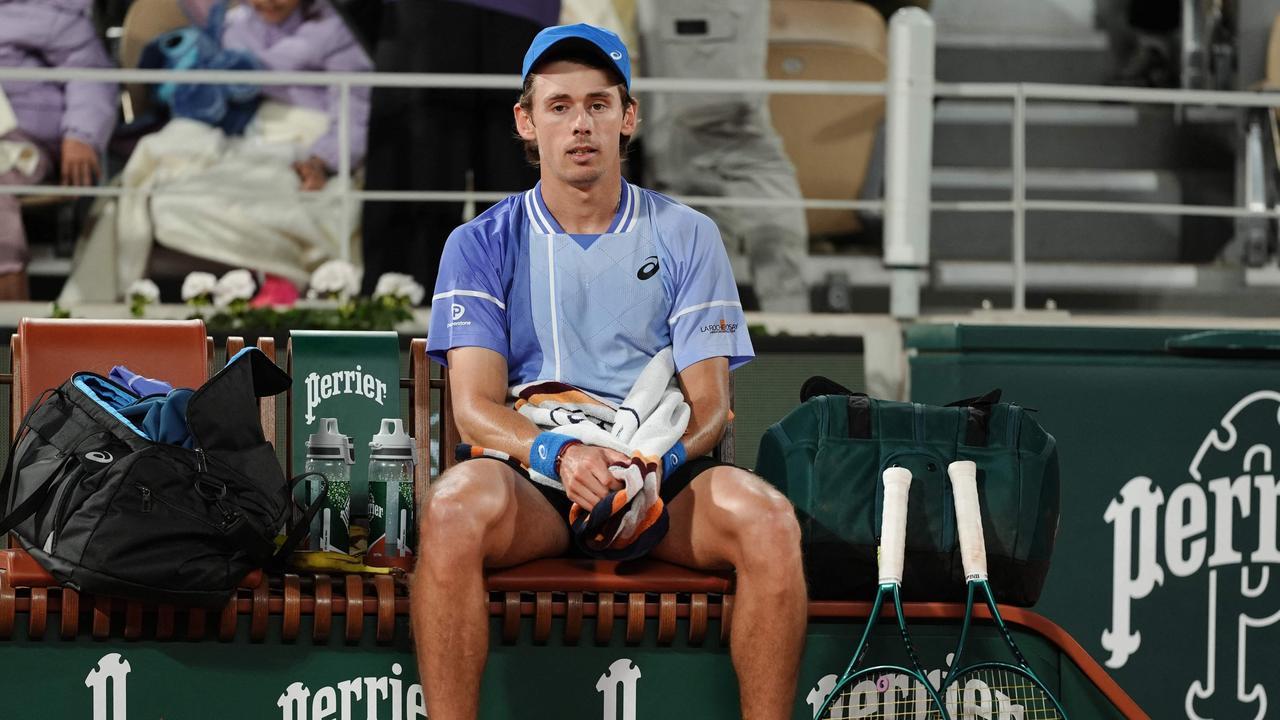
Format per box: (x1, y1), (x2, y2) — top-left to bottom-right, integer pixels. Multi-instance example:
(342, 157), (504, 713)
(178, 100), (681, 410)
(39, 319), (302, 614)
(290, 331), (402, 525)
(0, 616), (1112, 719)
(909, 323), (1280, 720)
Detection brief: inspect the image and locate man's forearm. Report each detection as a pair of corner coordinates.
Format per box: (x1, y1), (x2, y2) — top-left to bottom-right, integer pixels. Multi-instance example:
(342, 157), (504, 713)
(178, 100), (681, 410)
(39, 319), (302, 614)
(452, 398), (543, 466)
(677, 400), (730, 460)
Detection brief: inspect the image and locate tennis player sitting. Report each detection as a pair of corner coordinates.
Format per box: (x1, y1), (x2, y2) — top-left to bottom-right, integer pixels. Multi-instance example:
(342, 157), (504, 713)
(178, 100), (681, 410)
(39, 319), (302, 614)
(413, 23), (806, 720)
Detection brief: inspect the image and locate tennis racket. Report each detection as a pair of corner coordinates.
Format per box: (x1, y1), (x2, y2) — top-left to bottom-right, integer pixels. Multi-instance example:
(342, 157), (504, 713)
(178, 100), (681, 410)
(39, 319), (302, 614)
(943, 460), (1068, 719)
(814, 466), (949, 720)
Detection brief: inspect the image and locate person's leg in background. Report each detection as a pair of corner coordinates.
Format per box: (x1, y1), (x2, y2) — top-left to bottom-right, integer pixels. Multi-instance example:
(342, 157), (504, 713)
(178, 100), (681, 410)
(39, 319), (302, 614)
(1109, 0), (1181, 87)
(362, 1), (545, 297)
(0, 131), (53, 300)
(475, 9), (542, 218)
(637, 0), (810, 313)
(361, 0), (477, 296)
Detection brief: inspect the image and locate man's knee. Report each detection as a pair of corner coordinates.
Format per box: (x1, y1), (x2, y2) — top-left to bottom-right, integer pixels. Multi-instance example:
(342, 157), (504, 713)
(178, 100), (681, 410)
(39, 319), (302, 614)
(419, 462), (512, 551)
(716, 469), (802, 566)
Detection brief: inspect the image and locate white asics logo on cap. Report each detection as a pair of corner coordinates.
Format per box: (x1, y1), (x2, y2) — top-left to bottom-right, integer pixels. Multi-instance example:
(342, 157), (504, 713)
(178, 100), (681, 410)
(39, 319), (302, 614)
(610, 51), (622, 60)
(85, 451), (113, 464)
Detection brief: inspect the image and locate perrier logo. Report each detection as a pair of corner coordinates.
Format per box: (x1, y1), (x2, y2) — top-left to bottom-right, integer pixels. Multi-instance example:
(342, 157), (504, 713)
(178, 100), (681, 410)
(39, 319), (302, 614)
(304, 365), (389, 425)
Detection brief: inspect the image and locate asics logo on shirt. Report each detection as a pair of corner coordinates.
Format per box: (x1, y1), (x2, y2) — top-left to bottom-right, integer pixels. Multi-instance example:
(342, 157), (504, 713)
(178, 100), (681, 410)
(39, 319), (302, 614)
(636, 256), (659, 280)
(85, 451), (113, 464)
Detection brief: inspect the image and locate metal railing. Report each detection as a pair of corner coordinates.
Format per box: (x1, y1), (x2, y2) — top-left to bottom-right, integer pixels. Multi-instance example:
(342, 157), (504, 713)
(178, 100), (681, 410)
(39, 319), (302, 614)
(4, 9), (1280, 315)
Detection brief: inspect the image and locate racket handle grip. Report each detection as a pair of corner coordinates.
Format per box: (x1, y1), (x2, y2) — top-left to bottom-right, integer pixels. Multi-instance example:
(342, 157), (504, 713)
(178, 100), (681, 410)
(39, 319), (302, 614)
(879, 466), (912, 585)
(948, 460), (988, 580)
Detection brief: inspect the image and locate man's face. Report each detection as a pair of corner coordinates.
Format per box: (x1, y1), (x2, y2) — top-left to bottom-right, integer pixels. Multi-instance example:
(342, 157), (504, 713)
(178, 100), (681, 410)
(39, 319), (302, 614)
(249, 0), (303, 25)
(515, 61), (637, 189)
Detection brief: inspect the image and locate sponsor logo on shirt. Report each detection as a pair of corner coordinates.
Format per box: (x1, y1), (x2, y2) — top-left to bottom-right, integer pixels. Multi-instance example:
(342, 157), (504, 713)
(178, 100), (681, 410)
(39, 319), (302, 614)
(448, 302), (471, 328)
(700, 318), (738, 335)
(636, 256), (659, 281)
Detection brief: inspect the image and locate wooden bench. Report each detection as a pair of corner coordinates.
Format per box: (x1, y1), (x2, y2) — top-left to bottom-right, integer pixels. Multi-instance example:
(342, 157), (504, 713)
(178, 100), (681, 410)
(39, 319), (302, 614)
(0, 319), (735, 647)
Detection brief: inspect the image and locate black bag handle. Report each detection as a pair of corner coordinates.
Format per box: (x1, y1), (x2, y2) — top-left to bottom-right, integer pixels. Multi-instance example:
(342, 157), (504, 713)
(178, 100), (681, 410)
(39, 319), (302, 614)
(267, 472), (329, 567)
(946, 389), (1002, 447)
(800, 375), (858, 402)
(0, 389), (65, 536)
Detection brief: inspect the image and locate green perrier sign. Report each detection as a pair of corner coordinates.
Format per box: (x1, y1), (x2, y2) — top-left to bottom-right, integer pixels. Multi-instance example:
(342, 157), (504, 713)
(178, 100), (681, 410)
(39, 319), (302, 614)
(290, 331), (402, 519)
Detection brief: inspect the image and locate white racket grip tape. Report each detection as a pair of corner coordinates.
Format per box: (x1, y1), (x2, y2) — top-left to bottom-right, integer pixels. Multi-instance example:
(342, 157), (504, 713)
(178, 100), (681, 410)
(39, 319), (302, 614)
(948, 460), (988, 581)
(879, 466), (912, 585)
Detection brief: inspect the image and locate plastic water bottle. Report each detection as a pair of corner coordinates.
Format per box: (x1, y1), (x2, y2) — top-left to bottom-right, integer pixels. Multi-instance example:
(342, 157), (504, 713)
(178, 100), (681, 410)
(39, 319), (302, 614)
(304, 417), (354, 553)
(366, 418), (417, 569)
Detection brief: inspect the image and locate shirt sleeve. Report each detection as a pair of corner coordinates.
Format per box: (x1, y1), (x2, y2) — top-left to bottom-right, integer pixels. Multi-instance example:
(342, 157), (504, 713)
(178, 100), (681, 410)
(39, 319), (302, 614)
(665, 211), (754, 372)
(42, 8), (117, 152)
(427, 224), (510, 367)
(309, 35), (372, 171)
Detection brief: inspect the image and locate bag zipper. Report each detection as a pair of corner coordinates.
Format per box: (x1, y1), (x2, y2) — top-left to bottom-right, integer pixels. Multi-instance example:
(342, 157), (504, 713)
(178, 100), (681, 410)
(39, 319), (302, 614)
(138, 483), (231, 531)
(1007, 404), (1022, 447)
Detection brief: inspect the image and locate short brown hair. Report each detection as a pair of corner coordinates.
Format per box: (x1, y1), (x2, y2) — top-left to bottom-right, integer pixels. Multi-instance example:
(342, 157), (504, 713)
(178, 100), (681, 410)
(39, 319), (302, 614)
(516, 50), (638, 166)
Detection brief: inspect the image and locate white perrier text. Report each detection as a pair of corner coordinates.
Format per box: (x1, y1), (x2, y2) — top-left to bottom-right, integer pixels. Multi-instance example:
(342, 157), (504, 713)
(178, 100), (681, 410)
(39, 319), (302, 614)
(305, 366), (388, 425)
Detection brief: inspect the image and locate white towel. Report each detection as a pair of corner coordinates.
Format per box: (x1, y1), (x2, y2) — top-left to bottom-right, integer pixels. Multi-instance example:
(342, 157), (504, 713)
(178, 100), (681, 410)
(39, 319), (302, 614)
(512, 347), (689, 549)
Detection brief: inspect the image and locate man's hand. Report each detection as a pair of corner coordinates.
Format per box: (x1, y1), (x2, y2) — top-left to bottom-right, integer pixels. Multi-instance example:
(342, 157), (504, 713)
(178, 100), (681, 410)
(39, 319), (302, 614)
(293, 155), (330, 191)
(558, 444), (630, 509)
(60, 137), (100, 187)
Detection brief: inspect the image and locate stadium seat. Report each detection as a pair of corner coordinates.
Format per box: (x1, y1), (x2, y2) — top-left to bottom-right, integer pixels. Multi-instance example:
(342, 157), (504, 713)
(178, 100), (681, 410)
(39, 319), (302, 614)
(9, 318), (210, 426)
(767, 0), (887, 238)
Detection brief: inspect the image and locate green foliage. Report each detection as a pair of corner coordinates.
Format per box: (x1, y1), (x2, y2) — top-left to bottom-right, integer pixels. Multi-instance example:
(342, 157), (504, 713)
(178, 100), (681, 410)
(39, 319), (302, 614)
(194, 295), (415, 333)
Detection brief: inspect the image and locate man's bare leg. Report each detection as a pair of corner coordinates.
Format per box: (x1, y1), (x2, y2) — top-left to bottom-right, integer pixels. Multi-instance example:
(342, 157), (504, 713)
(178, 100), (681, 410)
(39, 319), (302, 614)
(652, 465), (807, 720)
(412, 460), (570, 720)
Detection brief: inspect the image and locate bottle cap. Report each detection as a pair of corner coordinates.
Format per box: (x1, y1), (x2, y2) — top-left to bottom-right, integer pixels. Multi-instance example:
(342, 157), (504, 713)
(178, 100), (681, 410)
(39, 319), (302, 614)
(369, 418), (415, 462)
(307, 417), (353, 464)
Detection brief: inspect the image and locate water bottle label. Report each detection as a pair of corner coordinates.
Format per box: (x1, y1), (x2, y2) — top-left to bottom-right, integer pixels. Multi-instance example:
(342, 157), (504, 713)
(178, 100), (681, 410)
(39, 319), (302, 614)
(368, 477), (414, 567)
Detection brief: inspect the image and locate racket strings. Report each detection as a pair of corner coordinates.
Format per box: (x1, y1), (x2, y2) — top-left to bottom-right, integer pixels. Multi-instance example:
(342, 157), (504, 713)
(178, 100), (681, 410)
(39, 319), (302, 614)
(947, 667), (1065, 720)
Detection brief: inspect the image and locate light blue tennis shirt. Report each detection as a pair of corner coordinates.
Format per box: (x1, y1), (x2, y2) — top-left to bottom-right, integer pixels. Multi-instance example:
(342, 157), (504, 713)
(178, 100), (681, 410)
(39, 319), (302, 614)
(427, 179), (754, 404)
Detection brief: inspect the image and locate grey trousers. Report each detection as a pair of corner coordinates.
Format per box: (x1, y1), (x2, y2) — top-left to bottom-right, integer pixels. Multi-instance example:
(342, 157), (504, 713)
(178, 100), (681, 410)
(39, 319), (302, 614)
(636, 0), (810, 312)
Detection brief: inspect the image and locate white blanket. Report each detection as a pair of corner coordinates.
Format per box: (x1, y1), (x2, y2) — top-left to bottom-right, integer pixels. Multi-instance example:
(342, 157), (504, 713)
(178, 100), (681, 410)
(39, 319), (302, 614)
(59, 102), (359, 303)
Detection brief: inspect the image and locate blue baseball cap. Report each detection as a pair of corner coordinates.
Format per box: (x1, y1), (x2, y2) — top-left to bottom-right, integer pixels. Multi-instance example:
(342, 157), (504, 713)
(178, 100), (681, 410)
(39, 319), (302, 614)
(521, 23), (632, 89)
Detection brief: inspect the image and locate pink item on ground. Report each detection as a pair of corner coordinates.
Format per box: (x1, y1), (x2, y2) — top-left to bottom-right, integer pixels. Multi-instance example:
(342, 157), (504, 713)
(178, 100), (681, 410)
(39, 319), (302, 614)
(249, 274), (300, 308)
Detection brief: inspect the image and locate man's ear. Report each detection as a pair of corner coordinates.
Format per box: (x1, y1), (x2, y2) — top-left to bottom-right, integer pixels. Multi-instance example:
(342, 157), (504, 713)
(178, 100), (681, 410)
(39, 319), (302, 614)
(514, 102), (537, 141)
(621, 96), (639, 139)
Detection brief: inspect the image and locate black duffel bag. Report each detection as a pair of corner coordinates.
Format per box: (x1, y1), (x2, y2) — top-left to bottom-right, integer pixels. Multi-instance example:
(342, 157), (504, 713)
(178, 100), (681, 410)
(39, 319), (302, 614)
(0, 347), (317, 608)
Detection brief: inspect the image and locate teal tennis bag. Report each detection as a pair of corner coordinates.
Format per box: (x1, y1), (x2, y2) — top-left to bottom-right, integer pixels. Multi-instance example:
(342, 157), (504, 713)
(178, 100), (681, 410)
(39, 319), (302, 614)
(755, 378), (1059, 606)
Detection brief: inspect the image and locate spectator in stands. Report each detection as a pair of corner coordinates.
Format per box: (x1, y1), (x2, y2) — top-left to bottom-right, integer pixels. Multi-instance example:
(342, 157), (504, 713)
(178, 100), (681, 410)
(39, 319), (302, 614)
(636, 0), (812, 312)
(0, 0), (116, 301)
(58, 0), (373, 305)
(223, 0), (373, 190)
(414, 24), (806, 719)
(359, 0), (558, 297)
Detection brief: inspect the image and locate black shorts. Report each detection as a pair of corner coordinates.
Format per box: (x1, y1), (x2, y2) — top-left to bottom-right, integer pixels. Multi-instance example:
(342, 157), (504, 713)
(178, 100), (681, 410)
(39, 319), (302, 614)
(459, 453), (731, 523)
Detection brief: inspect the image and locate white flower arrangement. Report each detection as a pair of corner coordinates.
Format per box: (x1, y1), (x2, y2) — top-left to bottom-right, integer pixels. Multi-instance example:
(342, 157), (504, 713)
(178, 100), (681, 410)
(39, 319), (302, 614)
(127, 279), (160, 318)
(128, 279), (160, 303)
(181, 271), (218, 305)
(214, 269), (257, 309)
(372, 272), (425, 306)
(308, 259), (361, 301)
